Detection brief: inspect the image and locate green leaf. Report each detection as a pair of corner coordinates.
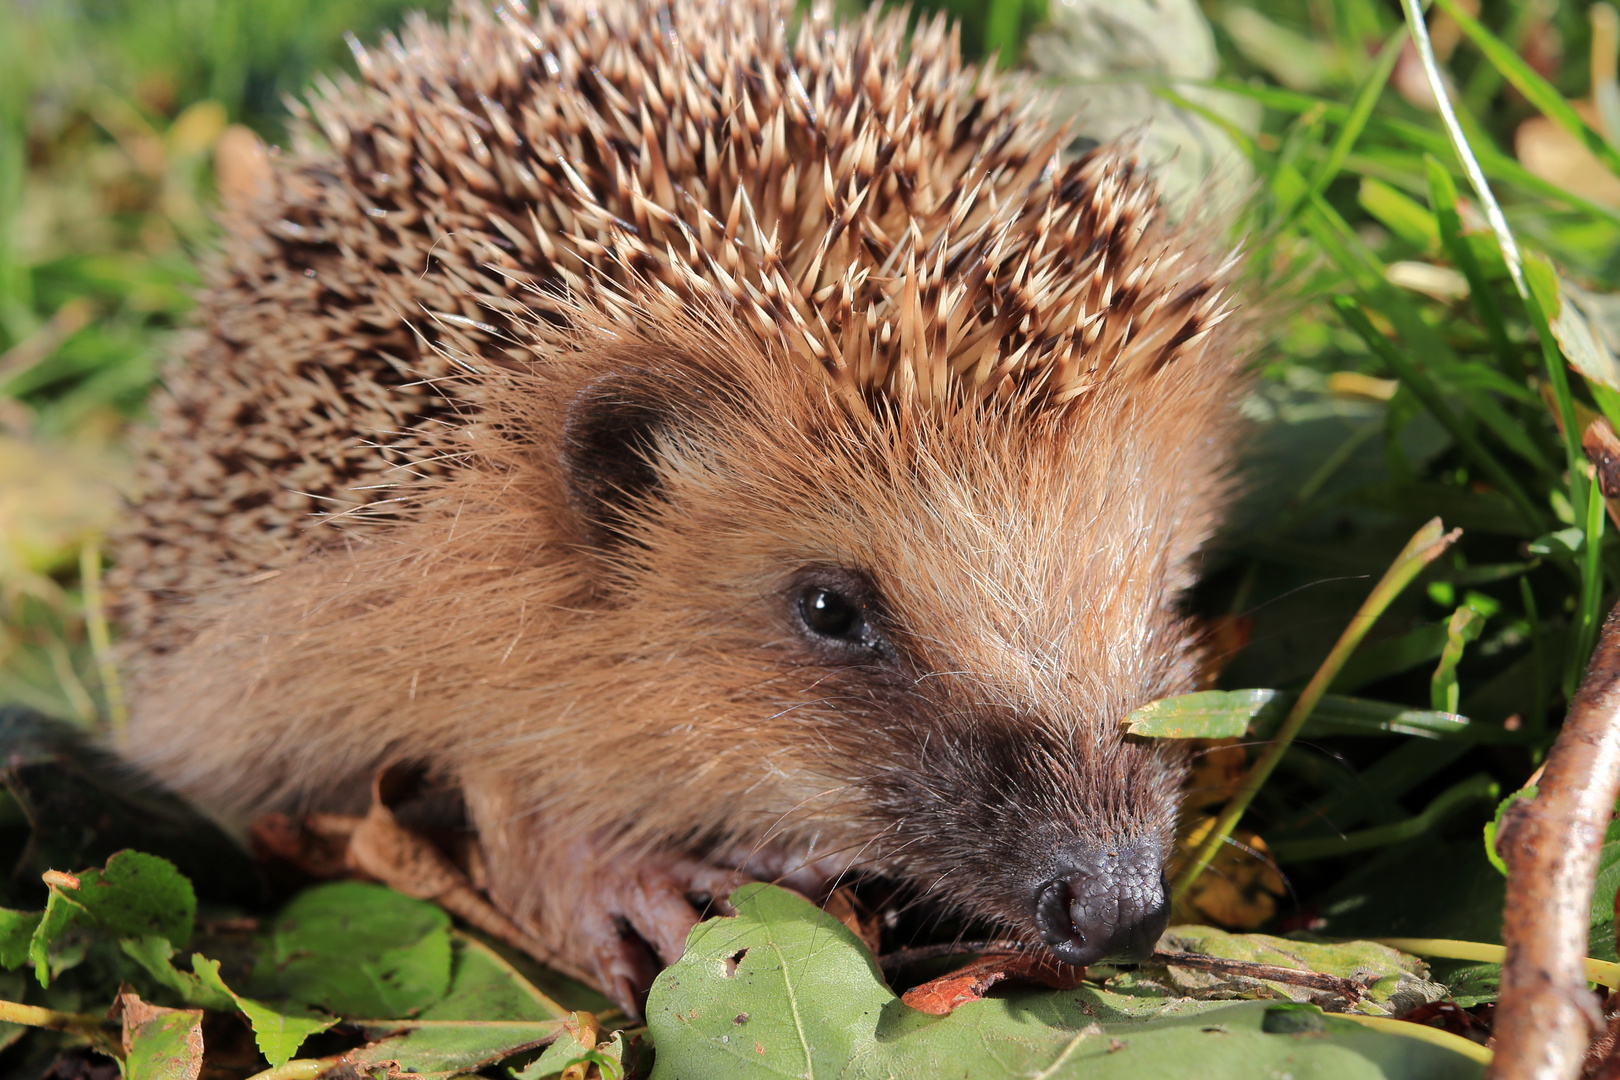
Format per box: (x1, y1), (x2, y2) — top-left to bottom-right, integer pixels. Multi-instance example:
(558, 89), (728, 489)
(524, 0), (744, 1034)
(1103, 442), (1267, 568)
(0, 712), (262, 910)
(29, 879), (89, 988)
(28, 852), (196, 987)
(1589, 817), (1620, 961)
(1284, 692), (1473, 740)
(123, 1004), (204, 1080)
(1435, 961), (1502, 1009)
(1528, 526), (1586, 558)
(515, 1012), (631, 1080)
(193, 955), (336, 1068)
(1358, 177), (1438, 249)
(1153, 926), (1445, 1017)
(0, 908), (40, 970)
(66, 851), (195, 945)
(403, 933), (569, 1022)
(1124, 689), (1474, 741)
(1547, 278), (1620, 394)
(119, 936), (235, 1011)
(344, 933), (568, 1078)
(263, 881), (451, 1018)
(1268, 774), (1501, 864)
(646, 884), (1486, 1079)
(1125, 689), (1270, 738)
(1483, 786), (1538, 876)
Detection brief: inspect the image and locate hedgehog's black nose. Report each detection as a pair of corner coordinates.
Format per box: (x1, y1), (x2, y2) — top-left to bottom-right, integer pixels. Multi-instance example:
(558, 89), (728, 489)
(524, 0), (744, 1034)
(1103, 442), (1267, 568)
(1032, 842), (1169, 967)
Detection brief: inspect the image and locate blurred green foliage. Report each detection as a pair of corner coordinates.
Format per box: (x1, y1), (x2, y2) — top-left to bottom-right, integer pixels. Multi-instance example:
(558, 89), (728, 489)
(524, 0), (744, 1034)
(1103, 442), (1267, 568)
(0, 0), (444, 722)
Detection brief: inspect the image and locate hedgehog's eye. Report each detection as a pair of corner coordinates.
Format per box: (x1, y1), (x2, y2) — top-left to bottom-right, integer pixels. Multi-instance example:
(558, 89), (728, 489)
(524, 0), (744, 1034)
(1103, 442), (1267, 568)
(800, 587), (866, 643)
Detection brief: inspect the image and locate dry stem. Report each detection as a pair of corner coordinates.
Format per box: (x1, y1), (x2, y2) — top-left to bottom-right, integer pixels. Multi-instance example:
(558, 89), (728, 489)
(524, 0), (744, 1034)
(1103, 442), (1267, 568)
(1489, 599), (1620, 1080)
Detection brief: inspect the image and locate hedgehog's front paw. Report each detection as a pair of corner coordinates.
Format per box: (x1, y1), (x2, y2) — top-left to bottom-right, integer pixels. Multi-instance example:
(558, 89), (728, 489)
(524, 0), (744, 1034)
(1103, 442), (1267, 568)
(564, 852), (753, 1016)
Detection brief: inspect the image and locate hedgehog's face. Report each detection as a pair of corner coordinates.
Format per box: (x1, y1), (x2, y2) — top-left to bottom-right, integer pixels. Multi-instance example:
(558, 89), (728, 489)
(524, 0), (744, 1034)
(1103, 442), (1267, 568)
(557, 351), (1229, 967)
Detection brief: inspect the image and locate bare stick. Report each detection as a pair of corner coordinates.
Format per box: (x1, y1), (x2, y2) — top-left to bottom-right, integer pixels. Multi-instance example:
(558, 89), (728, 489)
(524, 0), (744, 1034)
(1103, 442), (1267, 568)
(0, 998), (121, 1057)
(1489, 599), (1620, 1080)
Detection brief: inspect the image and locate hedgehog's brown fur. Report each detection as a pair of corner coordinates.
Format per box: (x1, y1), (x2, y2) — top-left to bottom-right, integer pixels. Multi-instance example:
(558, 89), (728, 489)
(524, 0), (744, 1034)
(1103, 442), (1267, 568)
(113, 0), (1249, 1009)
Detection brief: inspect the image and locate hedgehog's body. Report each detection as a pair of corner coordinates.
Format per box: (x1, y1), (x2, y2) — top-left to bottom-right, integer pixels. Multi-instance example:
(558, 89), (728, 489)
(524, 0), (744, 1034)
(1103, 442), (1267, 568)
(114, 0), (1248, 1009)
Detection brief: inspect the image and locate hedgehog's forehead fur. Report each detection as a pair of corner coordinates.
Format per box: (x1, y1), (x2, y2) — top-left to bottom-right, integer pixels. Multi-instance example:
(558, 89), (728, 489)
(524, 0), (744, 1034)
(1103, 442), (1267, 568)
(116, 0), (1249, 632)
(357, 0), (1240, 426)
(509, 287), (1230, 682)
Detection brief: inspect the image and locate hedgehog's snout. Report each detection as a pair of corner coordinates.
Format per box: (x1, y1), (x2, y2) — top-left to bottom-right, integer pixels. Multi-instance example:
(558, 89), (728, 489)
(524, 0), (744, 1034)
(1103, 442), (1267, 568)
(1031, 840), (1169, 967)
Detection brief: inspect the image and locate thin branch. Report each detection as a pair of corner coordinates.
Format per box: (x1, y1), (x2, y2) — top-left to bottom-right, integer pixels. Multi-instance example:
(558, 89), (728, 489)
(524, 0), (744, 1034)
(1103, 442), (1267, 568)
(878, 940), (1031, 974)
(0, 998), (121, 1057)
(1489, 599), (1620, 1080)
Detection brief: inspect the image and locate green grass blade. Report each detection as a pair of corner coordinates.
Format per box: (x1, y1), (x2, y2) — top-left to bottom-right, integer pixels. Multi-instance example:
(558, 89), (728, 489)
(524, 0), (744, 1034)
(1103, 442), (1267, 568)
(1460, 2), (1544, 115)
(1295, 422), (1380, 506)
(1272, 107), (1331, 221)
(1430, 605), (1486, 713)
(1434, 0), (1620, 180)
(983, 0), (1028, 69)
(1398, 0), (1525, 298)
(1126, 689), (1487, 742)
(1358, 177), (1439, 249)
(1301, 27), (1405, 208)
(1334, 297), (1546, 533)
(1593, 381), (1620, 437)
(1203, 78), (1620, 225)
(1574, 466), (1608, 695)
(1148, 84), (1260, 161)
(1267, 774), (1499, 863)
(1524, 256), (1592, 519)
(1438, 374), (1552, 474)
(1170, 520), (1460, 902)
(1300, 190), (1464, 366)
(1424, 155), (1521, 375)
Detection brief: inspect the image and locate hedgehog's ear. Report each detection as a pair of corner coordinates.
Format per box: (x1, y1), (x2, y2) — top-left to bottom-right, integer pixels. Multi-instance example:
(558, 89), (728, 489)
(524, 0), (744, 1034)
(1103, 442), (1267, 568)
(559, 370), (682, 546)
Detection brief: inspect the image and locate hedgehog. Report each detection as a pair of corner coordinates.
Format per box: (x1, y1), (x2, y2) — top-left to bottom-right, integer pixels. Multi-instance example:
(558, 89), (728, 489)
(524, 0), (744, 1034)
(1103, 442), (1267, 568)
(110, 0), (1248, 1012)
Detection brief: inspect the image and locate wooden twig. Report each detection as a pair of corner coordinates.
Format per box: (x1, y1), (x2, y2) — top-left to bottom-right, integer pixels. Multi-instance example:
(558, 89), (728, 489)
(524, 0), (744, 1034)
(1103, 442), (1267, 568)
(1489, 599), (1620, 1080)
(0, 999), (121, 1058)
(878, 940), (1032, 974)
